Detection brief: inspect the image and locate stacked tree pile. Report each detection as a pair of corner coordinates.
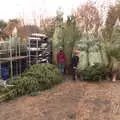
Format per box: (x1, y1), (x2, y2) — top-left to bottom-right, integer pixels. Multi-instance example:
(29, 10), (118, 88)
(0, 64), (63, 100)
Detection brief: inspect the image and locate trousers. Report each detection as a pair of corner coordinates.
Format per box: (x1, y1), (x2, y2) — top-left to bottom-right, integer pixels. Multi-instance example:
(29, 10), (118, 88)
(72, 67), (77, 80)
(58, 63), (65, 73)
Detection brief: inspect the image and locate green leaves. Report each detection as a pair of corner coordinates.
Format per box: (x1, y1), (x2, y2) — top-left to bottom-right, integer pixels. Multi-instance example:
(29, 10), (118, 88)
(63, 15), (81, 66)
(103, 39), (120, 68)
(5, 64), (63, 100)
(81, 63), (109, 81)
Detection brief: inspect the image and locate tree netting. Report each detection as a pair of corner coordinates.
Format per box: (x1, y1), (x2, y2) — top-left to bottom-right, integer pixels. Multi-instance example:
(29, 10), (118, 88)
(74, 34), (109, 70)
(88, 39), (102, 66)
(100, 46), (109, 66)
(77, 51), (88, 70)
(74, 38), (88, 70)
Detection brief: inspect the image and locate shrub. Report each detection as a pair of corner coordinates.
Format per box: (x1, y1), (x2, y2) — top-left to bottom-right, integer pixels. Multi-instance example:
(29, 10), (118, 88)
(80, 63), (110, 81)
(5, 64), (63, 100)
(117, 73), (120, 80)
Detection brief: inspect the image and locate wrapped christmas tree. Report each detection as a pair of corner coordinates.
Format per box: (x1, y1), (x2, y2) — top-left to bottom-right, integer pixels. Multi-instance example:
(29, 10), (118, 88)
(74, 37), (88, 70)
(88, 36), (102, 66)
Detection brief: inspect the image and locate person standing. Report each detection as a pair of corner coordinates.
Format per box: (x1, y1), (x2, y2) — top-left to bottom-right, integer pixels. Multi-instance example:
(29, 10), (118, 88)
(56, 47), (66, 73)
(71, 50), (79, 80)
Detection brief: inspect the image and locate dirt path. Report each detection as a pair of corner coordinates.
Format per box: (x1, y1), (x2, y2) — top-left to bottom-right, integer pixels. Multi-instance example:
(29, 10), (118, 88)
(0, 79), (120, 120)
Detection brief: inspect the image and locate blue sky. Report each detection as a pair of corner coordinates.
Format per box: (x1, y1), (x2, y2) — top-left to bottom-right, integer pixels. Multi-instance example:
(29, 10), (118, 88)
(0, 0), (116, 24)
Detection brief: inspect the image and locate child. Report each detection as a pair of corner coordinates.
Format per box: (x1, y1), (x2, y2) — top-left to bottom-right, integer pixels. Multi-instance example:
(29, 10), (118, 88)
(71, 50), (79, 80)
(56, 47), (66, 73)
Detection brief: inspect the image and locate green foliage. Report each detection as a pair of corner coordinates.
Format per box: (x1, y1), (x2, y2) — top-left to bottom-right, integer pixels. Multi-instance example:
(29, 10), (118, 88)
(52, 18), (64, 63)
(77, 51), (88, 70)
(5, 64), (63, 100)
(108, 46), (120, 60)
(0, 87), (9, 95)
(52, 14), (81, 65)
(63, 15), (81, 66)
(81, 63), (109, 81)
(102, 4), (120, 80)
(0, 20), (7, 30)
(103, 39), (120, 72)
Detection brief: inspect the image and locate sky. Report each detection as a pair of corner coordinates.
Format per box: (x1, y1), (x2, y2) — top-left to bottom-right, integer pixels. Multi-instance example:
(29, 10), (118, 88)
(0, 0), (116, 24)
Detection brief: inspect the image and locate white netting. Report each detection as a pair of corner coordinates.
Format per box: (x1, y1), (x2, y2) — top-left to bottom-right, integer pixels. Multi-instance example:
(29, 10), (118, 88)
(88, 51), (102, 66)
(77, 51), (88, 70)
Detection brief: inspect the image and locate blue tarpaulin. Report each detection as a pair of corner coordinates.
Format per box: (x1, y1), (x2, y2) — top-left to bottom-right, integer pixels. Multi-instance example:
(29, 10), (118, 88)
(1, 65), (9, 80)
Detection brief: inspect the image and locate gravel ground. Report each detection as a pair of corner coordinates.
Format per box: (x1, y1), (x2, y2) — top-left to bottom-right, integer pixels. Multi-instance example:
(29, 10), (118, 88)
(0, 79), (120, 120)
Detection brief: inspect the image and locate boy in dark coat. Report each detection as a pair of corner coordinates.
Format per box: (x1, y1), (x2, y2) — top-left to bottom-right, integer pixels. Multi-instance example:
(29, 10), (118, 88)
(71, 50), (79, 80)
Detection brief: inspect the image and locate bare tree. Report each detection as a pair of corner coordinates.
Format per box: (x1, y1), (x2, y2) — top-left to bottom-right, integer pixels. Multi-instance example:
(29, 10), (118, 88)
(73, 1), (101, 66)
(40, 16), (56, 37)
(74, 1), (101, 37)
(103, 2), (120, 40)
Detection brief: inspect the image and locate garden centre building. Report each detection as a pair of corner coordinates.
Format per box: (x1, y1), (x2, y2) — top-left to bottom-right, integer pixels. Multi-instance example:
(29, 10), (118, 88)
(0, 33), (51, 81)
